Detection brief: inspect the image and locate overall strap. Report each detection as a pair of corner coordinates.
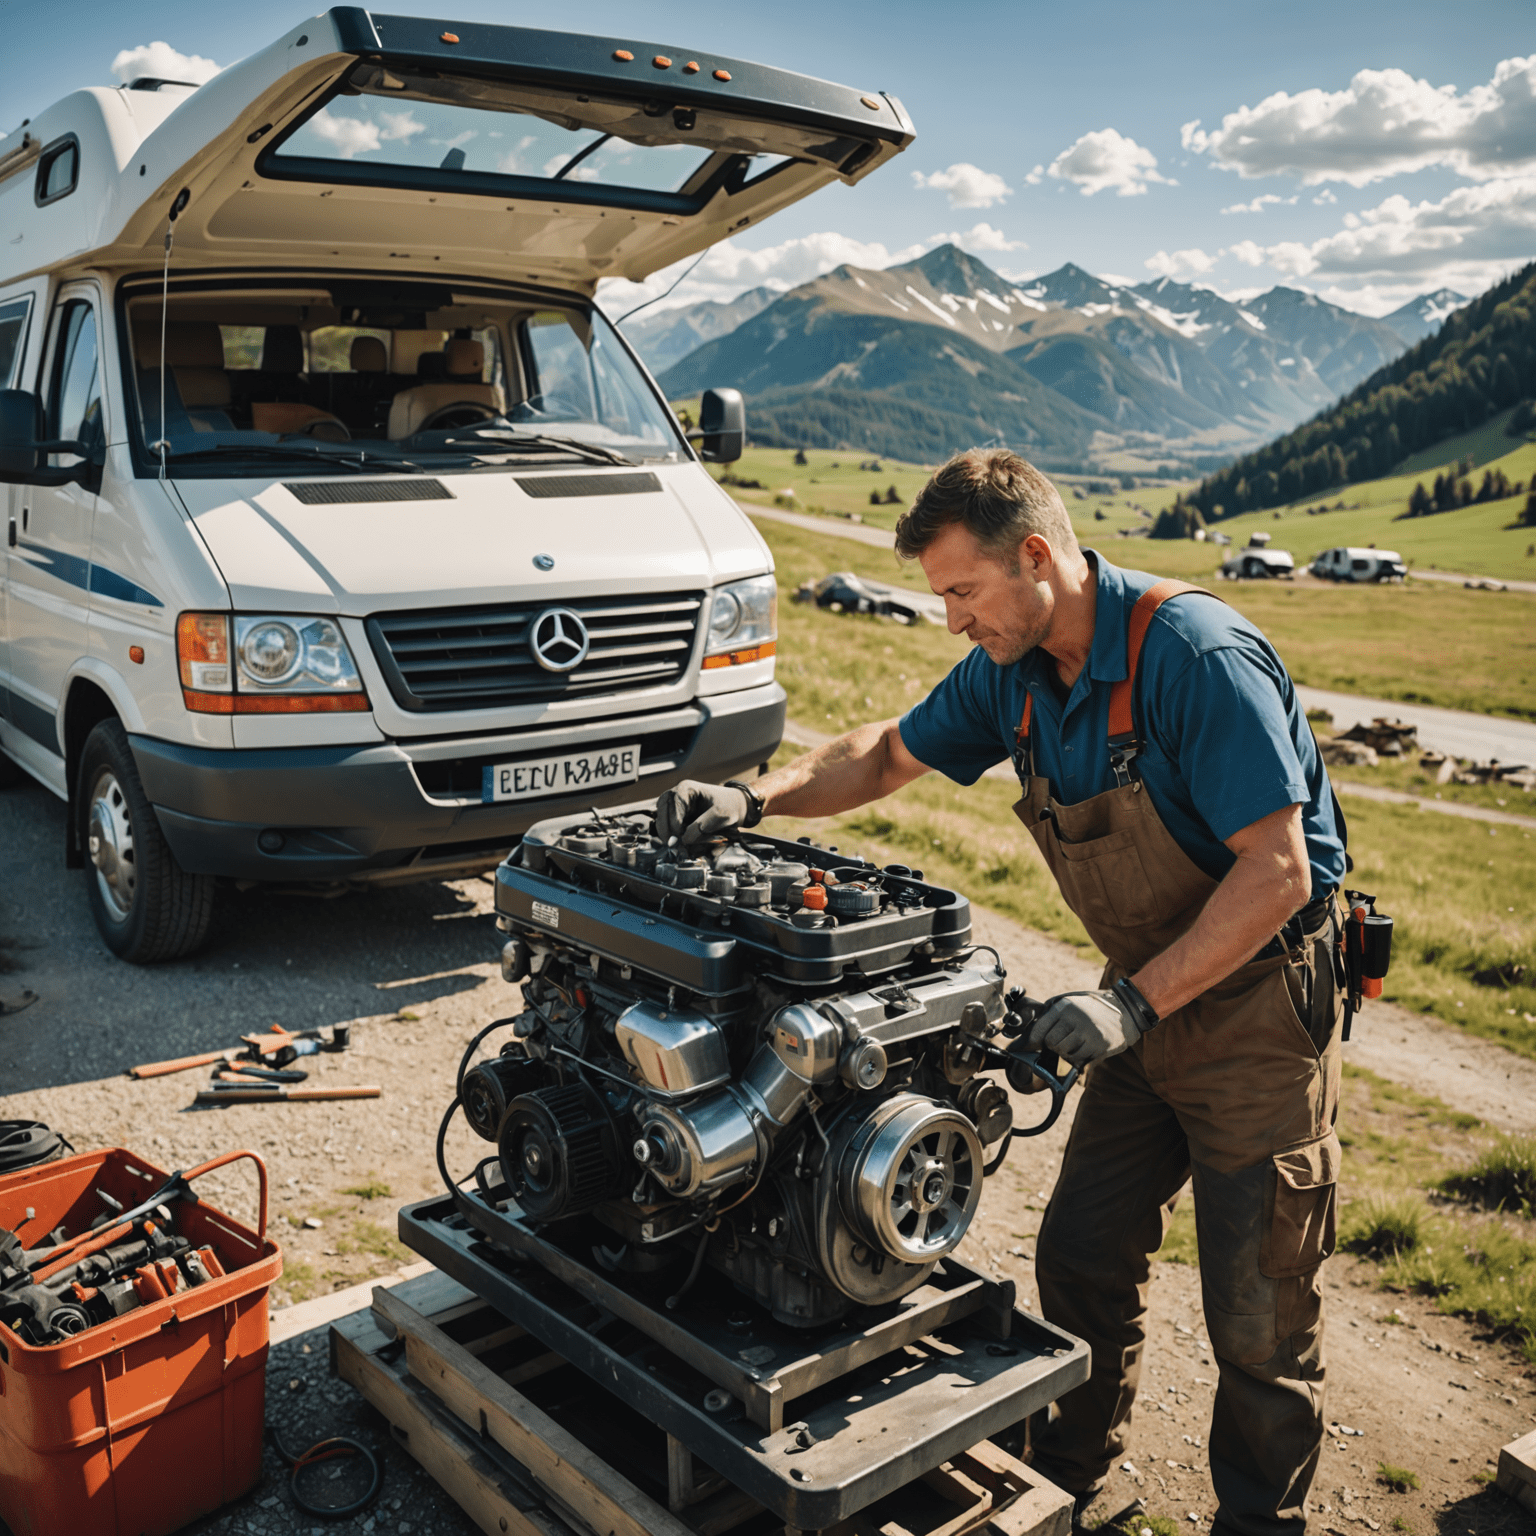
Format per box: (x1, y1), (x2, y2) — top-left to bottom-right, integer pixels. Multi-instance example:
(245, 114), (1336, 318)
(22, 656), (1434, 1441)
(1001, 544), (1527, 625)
(1106, 579), (1217, 786)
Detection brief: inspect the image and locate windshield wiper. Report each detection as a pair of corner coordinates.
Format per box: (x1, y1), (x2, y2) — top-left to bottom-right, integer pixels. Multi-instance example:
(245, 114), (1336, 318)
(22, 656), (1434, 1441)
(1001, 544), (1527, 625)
(440, 430), (635, 468)
(161, 444), (429, 475)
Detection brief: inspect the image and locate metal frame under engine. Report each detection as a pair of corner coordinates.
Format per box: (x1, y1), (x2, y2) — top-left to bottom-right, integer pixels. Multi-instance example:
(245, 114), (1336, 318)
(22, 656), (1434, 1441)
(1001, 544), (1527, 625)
(399, 1193), (1090, 1530)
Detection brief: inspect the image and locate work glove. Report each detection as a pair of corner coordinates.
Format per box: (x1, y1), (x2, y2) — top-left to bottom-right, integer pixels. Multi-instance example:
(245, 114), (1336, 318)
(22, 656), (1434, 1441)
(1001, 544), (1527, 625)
(655, 780), (751, 847)
(1024, 989), (1144, 1069)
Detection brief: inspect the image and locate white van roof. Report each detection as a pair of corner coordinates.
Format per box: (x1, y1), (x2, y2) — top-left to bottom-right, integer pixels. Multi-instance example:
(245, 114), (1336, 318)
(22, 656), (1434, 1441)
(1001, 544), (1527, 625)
(1341, 547), (1403, 560)
(0, 10), (914, 292)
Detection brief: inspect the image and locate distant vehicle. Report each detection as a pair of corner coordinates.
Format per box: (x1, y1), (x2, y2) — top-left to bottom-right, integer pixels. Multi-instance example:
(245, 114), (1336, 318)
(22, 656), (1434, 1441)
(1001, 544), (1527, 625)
(1220, 531), (1294, 580)
(1310, 547), (1407, 583)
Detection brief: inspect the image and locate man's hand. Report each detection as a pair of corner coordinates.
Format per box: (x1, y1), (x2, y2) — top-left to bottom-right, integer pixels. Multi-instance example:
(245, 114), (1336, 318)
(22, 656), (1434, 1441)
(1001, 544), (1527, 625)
(655, 781), (751, 846)
(1025, 990), (1144, 1068)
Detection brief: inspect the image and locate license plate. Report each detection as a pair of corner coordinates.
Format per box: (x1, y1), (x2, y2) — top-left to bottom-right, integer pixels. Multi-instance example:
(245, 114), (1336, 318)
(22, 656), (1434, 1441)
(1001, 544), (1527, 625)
(481, 743), (641, 803)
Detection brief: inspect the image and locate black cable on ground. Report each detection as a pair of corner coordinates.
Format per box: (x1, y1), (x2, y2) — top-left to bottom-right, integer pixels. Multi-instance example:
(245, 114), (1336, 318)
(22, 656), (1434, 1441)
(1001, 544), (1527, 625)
(436, 1095), (463, 1199)
(266, 1425), (381, 1519)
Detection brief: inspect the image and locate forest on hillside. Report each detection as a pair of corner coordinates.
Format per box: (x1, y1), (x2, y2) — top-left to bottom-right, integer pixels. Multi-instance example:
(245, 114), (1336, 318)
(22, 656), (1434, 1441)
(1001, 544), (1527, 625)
(1188, 261), (1536, 520)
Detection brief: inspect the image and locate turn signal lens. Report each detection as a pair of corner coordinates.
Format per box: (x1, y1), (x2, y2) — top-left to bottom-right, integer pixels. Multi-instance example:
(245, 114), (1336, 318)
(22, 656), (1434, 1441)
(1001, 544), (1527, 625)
(701, 639), (776, 669)
(177, 612), (231, 692)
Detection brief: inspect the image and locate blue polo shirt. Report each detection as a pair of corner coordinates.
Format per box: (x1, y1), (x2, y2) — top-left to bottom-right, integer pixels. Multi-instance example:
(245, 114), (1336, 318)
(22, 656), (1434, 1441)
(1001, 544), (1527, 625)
(898, 552), (1345, 897)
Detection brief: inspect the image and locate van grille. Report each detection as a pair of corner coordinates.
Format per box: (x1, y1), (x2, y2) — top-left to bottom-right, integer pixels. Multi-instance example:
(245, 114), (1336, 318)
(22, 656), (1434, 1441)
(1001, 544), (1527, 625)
(366, 592), (704, 713)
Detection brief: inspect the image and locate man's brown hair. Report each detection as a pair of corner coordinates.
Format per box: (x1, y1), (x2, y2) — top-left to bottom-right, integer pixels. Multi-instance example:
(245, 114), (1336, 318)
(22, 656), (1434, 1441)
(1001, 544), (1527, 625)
(894, 448), (1078, 567)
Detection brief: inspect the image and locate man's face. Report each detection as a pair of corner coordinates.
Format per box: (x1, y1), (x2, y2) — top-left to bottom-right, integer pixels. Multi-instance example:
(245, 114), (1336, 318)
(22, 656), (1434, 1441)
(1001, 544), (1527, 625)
(918, 522), (1052, 666)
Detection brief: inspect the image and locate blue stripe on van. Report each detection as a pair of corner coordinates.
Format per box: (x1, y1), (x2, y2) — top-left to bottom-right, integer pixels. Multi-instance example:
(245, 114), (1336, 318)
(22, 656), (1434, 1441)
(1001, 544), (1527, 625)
(16, 539), (162, 608)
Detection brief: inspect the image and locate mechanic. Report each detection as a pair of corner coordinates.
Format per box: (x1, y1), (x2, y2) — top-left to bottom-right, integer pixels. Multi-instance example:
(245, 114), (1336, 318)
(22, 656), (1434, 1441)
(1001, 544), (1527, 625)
(658, 448), (1346, 1536)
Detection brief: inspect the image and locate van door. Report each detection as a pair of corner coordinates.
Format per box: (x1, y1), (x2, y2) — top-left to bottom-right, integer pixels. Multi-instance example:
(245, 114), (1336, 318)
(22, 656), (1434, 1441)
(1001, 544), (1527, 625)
(0, 292), (36, 737)
(6, 287), (103, 771)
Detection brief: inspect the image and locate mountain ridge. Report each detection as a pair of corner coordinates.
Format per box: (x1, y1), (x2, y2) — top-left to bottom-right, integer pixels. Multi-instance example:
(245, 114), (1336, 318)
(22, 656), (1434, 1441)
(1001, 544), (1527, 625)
(650, 245), (1459, 470)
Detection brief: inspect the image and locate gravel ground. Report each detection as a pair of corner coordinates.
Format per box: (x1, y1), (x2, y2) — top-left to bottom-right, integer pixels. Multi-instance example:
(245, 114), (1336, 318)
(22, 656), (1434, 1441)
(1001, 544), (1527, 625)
(2, 779), (1533, 1536)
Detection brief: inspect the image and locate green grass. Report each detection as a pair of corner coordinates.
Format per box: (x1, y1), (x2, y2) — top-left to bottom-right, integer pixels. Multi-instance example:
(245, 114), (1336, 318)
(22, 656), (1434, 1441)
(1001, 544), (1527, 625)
(1393, 407), (1528, 476)
(1339, 795), (1536, 1057)
(1342, 1196), (1426, 1260)
(1440, 1135), (1536, 1214)
(339, 1218), (413, 1265)
(1109, 1516), (1183, 1536)
(1158, 1202), (1200, 1266)
(341, 1180), (393, 1200)
(1376, 1464), (1422, 1495)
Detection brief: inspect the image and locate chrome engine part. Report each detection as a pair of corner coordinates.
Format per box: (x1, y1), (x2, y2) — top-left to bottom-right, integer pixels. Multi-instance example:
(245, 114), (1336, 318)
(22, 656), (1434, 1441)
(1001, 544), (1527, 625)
(472, 803), (1028, 1327)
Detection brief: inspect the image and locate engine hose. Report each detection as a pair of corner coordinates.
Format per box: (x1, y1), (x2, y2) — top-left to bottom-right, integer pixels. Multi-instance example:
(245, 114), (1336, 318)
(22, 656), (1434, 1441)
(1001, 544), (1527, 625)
(435, 1096), (463, 1199)
(455, 1016), (520, 1100)
(664, 1229), (711, 1311)
(982, 1138), (1012, 1177)
(266, 1426), (381, 1519)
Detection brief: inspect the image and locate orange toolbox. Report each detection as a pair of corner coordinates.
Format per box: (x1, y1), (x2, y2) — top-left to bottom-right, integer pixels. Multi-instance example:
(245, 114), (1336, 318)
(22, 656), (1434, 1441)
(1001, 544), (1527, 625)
(0, 1146), (281, 1536)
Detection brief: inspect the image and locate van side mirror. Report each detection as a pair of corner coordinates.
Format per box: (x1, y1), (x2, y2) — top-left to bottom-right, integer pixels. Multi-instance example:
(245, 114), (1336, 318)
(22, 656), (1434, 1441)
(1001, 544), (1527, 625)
(688, 387), (744, 464)
(0, 388), (92, 486)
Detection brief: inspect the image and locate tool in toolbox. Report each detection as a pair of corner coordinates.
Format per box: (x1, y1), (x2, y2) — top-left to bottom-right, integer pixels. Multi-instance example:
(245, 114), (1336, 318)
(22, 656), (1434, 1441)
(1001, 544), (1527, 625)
(1337, 888), (1394, 1040)
(128, 1022), (351, 1079)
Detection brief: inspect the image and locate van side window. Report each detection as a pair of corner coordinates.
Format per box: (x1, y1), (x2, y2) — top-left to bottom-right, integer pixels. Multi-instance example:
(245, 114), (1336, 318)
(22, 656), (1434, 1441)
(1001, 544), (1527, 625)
(48, 301), (102, 448)
(35, 137), (79, 206)
(0, 297), (32, 386)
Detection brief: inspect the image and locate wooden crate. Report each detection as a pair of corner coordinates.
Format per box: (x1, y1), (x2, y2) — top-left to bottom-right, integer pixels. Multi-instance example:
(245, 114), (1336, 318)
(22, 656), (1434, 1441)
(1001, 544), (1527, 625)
(330, 1270), (1074, 1536)
(1498, 1427), (1536, 1516)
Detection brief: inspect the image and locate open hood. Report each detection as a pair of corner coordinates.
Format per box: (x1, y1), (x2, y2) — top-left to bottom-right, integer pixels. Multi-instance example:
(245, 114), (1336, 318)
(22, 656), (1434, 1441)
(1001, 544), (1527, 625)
(97, 9), (915, 291)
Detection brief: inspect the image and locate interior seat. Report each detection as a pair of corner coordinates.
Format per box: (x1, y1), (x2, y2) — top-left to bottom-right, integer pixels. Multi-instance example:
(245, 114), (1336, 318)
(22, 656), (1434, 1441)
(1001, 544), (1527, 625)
(387, 338), (504, 440)
(134, 321), (235, 435)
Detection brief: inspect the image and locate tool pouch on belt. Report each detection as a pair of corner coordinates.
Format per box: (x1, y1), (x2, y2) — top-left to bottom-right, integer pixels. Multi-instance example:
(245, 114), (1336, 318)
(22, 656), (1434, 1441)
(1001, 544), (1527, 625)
(1335, 889), (1394, 1041)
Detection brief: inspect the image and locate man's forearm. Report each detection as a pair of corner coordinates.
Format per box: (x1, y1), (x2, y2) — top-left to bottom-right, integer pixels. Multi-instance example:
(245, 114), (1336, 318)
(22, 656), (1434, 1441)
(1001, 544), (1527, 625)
(1131, 805), (1310, 1018)
(757, 719), (923, 820)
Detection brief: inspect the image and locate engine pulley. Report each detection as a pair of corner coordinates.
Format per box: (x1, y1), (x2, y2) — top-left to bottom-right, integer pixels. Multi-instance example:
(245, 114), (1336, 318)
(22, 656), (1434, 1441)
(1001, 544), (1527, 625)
(838, 1094), (982, 1264)
(498, 1085), (627, 1222)
(462, 1054), (545, 1142)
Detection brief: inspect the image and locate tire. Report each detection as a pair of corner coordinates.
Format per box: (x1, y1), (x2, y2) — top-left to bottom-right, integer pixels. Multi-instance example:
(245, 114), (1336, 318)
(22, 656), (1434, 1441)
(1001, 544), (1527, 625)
(79, 719), (215, 963)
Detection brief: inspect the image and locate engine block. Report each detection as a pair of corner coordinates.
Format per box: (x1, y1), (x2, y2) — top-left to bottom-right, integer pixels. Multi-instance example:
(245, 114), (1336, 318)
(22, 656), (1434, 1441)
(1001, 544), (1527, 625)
(475, 804), (1024, 1328)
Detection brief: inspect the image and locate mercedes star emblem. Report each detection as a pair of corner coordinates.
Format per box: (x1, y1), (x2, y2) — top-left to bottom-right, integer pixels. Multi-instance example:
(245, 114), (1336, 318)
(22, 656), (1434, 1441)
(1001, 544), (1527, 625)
(529, 607), (590, 673)
(533, 554), (555, 571)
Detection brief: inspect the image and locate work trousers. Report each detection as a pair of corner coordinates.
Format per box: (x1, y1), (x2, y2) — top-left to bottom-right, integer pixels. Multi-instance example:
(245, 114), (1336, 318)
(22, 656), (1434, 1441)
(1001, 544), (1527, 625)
(1032, 931), (1342, 1536)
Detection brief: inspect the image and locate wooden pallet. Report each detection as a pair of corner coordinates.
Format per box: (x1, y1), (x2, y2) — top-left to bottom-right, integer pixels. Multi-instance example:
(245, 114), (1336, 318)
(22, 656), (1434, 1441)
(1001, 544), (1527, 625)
(330, 1270), (1075, 1536)
(1498, 1427), (1536, 1516)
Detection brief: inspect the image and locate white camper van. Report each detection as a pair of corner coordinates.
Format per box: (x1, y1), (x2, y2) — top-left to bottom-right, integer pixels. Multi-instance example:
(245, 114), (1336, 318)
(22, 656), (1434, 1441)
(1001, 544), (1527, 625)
(0, 12), (914, 961)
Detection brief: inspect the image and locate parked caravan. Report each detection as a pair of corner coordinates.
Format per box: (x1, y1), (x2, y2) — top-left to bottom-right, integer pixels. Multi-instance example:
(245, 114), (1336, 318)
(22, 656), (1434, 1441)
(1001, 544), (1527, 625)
(0, 12), (915, 960)
(1310, 546), (1407, 583)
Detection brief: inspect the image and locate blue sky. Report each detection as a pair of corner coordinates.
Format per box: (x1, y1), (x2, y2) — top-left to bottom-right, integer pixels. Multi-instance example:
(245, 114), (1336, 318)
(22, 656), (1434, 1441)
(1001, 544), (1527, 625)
(10, 0), (1534, 315)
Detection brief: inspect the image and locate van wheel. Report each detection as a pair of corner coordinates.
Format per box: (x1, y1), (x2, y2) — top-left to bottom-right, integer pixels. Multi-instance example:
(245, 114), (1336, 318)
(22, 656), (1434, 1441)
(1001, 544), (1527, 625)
(79, 720), (215, 963)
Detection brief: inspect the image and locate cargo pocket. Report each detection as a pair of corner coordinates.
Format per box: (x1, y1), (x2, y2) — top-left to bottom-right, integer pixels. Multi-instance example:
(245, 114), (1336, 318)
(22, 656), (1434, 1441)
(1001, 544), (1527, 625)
(1259, 1131), (1340, 1279)
(1051, 829), (1163, 929)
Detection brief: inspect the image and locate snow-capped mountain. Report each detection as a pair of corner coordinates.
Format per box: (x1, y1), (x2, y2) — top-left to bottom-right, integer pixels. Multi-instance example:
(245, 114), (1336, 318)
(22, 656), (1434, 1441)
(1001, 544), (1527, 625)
(1380, 288), (1469, 347)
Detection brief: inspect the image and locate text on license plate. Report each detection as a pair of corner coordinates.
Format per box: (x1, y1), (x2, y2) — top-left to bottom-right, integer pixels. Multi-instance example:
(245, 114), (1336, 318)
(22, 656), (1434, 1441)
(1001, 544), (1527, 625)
(482, 743), (641, 803)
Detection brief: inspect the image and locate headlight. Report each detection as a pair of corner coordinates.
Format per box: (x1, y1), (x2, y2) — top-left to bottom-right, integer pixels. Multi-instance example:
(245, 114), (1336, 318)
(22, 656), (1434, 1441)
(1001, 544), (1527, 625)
(177, 612), (368, 713)
(703, 574), (777, 669)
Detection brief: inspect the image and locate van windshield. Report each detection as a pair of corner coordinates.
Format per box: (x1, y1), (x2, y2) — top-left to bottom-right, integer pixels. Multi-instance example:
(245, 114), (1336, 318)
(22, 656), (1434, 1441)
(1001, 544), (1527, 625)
(123, 284), (685, 474)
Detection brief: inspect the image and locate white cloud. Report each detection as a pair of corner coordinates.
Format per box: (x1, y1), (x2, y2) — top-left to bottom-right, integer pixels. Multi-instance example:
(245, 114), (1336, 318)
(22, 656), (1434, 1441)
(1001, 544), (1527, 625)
(1143, 247), (1221, 278)
(1046, 129), (1173, 197)
(933, 222), (1026, 252)
(1023, 164), (1044, 186)
(910, 162), (1014, 208)
(1183, 55), (1536, 186)
(1218, 175), (1535, 309)
(306, 110), (381, 160)
(1221, 193), (1296, 214)
(110, 41), (221, 86)
(378, 110), (425, 144)
(1312, 189), (1338, 205)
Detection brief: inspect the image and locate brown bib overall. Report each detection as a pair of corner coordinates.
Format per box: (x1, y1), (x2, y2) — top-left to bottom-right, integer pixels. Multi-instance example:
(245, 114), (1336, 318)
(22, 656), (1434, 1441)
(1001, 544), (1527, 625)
(1019, 582), (1341, 1536)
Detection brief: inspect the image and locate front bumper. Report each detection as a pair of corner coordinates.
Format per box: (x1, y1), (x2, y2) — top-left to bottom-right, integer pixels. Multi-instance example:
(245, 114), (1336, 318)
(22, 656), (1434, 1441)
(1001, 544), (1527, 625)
(131, 684), (785, 883)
